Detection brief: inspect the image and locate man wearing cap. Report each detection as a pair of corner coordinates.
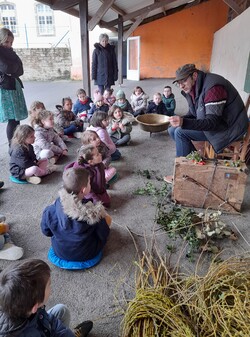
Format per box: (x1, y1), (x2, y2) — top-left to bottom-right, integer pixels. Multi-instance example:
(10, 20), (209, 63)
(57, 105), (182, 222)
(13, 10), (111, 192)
(164, 63), (248, 183)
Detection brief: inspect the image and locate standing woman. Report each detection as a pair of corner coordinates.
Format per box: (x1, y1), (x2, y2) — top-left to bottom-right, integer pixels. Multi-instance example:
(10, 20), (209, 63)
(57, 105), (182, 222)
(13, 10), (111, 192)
(0, 28), (28, 145)
(92, 33), (118, 95)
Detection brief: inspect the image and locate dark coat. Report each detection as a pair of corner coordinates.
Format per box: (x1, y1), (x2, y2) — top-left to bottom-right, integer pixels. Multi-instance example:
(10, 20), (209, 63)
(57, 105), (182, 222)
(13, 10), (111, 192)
(0, 46), (24, 90)
(182, 70), (248, 153)
(92, 43), (118, 86)
(0, 306), (74, 337)
(146, 101), (168, 115)
(41, 189), (110, 261)
(9, 144), (38, 179)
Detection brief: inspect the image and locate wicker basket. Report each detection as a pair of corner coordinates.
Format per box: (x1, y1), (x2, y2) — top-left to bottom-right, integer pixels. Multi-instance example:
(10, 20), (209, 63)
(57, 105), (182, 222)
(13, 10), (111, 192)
(136, 114), (170, 133)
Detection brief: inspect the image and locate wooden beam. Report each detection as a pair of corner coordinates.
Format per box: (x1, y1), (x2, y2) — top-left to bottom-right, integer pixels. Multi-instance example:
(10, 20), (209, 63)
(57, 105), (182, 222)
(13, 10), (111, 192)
(123, 11), (149, 41)
(50, 0), (79, 10)
(88, 0), (115, 31)
(99, 0), (136, 23)
(105, 0), (176, 27)
(79, 0), (91, 96)
(117, 15), (123, 86)
(222, 0), (244, 14)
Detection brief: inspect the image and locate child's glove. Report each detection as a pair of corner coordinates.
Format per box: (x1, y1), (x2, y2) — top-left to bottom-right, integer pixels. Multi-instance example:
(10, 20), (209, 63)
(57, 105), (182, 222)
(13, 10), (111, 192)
(0, 223), (9, 235)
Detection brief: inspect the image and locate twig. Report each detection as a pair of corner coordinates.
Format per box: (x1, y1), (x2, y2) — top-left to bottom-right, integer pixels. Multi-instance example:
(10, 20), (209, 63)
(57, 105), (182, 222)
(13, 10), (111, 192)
(232, 222), (250, 248)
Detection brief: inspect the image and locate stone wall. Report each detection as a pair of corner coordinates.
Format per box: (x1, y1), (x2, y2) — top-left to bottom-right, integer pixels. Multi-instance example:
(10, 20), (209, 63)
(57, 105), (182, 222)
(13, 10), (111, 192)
(16, 48), (72, 81)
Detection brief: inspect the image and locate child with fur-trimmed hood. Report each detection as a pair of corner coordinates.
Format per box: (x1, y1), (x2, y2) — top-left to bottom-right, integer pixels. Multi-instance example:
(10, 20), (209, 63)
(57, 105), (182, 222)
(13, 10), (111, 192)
(41, 167), (111, 263)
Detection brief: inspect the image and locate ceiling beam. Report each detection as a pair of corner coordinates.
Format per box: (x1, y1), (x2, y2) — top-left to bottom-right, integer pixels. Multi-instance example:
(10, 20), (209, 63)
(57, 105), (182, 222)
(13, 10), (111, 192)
(50, 0), (79, 10)
(99, 0), (136, 23)
(105, 0), (176, 28)
(222, 0), (244, 14)
(88, 0), (115, 31)
(123, 11), (149, 41)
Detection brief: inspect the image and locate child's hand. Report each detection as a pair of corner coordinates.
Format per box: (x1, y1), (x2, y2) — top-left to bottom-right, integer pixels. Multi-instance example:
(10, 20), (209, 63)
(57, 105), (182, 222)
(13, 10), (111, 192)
(62, 149), (68, 156)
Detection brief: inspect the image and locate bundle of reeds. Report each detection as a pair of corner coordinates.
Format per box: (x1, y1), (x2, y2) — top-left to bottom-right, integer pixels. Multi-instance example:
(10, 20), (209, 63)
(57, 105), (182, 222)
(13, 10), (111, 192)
(120, 251), (195, 337)
(182, 255), (250, 336)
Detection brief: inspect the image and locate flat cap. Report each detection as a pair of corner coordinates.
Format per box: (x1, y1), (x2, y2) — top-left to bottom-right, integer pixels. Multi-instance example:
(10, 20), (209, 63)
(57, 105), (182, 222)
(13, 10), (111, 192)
(173, 64), (198, 83)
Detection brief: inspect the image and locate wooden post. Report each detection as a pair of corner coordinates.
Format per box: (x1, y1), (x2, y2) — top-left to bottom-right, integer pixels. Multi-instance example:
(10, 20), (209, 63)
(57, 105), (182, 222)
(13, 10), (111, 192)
(79, 0), (91, 96)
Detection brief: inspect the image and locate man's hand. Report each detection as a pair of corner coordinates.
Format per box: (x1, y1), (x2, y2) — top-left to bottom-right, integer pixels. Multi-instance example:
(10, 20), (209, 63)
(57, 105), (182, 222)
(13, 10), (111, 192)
(169, 116), (183, 127)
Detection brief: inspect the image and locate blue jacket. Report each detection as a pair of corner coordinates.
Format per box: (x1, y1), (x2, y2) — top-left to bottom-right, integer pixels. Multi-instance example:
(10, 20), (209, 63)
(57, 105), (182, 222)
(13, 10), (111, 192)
(41, 189), (110, 261)
(0, 306), (74, 337)
(73, 97), (93, 115)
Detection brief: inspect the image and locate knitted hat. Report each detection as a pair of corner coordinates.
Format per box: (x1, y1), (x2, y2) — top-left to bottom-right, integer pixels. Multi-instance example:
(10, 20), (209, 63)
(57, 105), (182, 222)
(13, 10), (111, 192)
(93, 91), (103, 103)
(116, 89), (125, 100)
(173, 64), (198, 83)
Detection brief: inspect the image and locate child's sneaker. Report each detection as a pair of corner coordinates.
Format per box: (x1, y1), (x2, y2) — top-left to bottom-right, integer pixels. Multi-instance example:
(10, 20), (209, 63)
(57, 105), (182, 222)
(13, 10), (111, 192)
(74, 320), (93, 337)
(73, 132), (83, 139)
(49, 157), (57, 165)
(0, 243), (24, 260)
(0, 181), (4, 188)
(105, 166), (117, 183)
(26, 176), (42, 185)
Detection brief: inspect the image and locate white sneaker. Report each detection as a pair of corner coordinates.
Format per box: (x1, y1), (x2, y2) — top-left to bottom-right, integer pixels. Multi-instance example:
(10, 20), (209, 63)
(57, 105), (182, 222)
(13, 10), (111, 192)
(0, 243), (24, 260)
(26, 176), (42, 185)
(73, 132), (82, 139)
(49, 157), (57, 165)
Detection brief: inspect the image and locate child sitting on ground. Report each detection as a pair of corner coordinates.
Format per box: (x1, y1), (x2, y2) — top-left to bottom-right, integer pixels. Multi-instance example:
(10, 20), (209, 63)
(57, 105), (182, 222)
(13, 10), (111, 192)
(0, 258), (93, 336)
(41, 167), (111, 269)
(103, 88), (116, 108)
(146, 92), (168, 115)
(115, 89), (133, 114)
(81, 130), (117, 184)
(88, 90), (109, 121)
(33, 110), (68, 164)
(73, 88), (93, 122)
(29, 101), (46, 127)
(66, 145), (110, 207)
(9, 124), (55, 184)
(54, 97), (83, 138)
(130, 86), (149, 117)
(162, 86), (176, 116)
(0, 214), (23, 260)
(107, 105), (133, 146)
(87, 110), (121, 161)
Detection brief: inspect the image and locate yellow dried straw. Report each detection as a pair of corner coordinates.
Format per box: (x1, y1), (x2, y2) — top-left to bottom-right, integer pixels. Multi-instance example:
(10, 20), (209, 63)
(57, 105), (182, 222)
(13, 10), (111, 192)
(121, 250), (195, 337)
(182, 255), (250, 336)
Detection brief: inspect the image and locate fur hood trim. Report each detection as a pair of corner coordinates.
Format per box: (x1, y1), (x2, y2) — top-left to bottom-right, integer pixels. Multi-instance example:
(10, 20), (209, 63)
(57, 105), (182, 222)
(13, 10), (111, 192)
(59, 188), (107, 225)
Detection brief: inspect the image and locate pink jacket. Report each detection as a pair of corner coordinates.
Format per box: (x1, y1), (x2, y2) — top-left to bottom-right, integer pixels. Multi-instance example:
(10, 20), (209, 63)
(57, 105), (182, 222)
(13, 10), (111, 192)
(86, 125), (116, 156)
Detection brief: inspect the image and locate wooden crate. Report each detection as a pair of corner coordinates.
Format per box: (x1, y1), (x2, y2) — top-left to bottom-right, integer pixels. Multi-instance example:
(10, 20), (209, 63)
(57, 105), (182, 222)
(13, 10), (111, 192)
(172, 157), (248, 213)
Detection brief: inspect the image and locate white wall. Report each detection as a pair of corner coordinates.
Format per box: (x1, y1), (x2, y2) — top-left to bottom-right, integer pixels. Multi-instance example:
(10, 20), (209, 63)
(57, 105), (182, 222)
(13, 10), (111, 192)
(210, 7), (250, 112)
(0, 0), (71, 48)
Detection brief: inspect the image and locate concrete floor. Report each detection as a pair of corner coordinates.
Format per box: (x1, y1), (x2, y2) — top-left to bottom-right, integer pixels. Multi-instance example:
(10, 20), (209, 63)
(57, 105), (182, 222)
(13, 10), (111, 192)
(0, 79), (249, 337)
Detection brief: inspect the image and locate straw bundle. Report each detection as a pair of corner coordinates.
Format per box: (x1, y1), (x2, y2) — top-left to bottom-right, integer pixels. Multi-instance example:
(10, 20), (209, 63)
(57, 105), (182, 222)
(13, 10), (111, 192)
(121, 251), (195, 337)
(183, 255), (250, 336)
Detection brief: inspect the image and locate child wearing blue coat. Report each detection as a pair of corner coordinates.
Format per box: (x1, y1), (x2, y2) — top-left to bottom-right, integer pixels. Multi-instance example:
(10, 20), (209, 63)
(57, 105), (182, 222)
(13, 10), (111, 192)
(41, 167), (112, 270)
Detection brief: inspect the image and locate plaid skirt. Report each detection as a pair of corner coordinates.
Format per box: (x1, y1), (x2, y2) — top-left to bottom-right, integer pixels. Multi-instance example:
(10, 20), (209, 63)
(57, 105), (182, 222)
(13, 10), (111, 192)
(0, 79), (28, 122)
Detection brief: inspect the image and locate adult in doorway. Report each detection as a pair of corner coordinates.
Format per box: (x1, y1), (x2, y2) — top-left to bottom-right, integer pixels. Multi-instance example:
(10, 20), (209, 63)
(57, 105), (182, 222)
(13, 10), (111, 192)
(164, 63), (248, 183)
(91, 33), (118, 95)
(0, 28), (28, 146)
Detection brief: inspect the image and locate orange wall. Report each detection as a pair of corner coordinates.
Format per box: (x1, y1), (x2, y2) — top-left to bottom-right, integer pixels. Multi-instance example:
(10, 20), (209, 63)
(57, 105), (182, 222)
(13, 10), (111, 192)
(132, 0), (228, 79)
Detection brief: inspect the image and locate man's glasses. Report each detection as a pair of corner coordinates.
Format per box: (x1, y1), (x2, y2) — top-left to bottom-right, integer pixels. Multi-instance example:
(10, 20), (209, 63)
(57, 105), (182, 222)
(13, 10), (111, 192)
(175, 74), (192, 86)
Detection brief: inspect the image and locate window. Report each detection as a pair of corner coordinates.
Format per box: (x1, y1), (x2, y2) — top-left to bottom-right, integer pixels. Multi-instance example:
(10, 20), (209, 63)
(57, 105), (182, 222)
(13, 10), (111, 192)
(0, 3), (17, 34)
(36, 4), (54, 35)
